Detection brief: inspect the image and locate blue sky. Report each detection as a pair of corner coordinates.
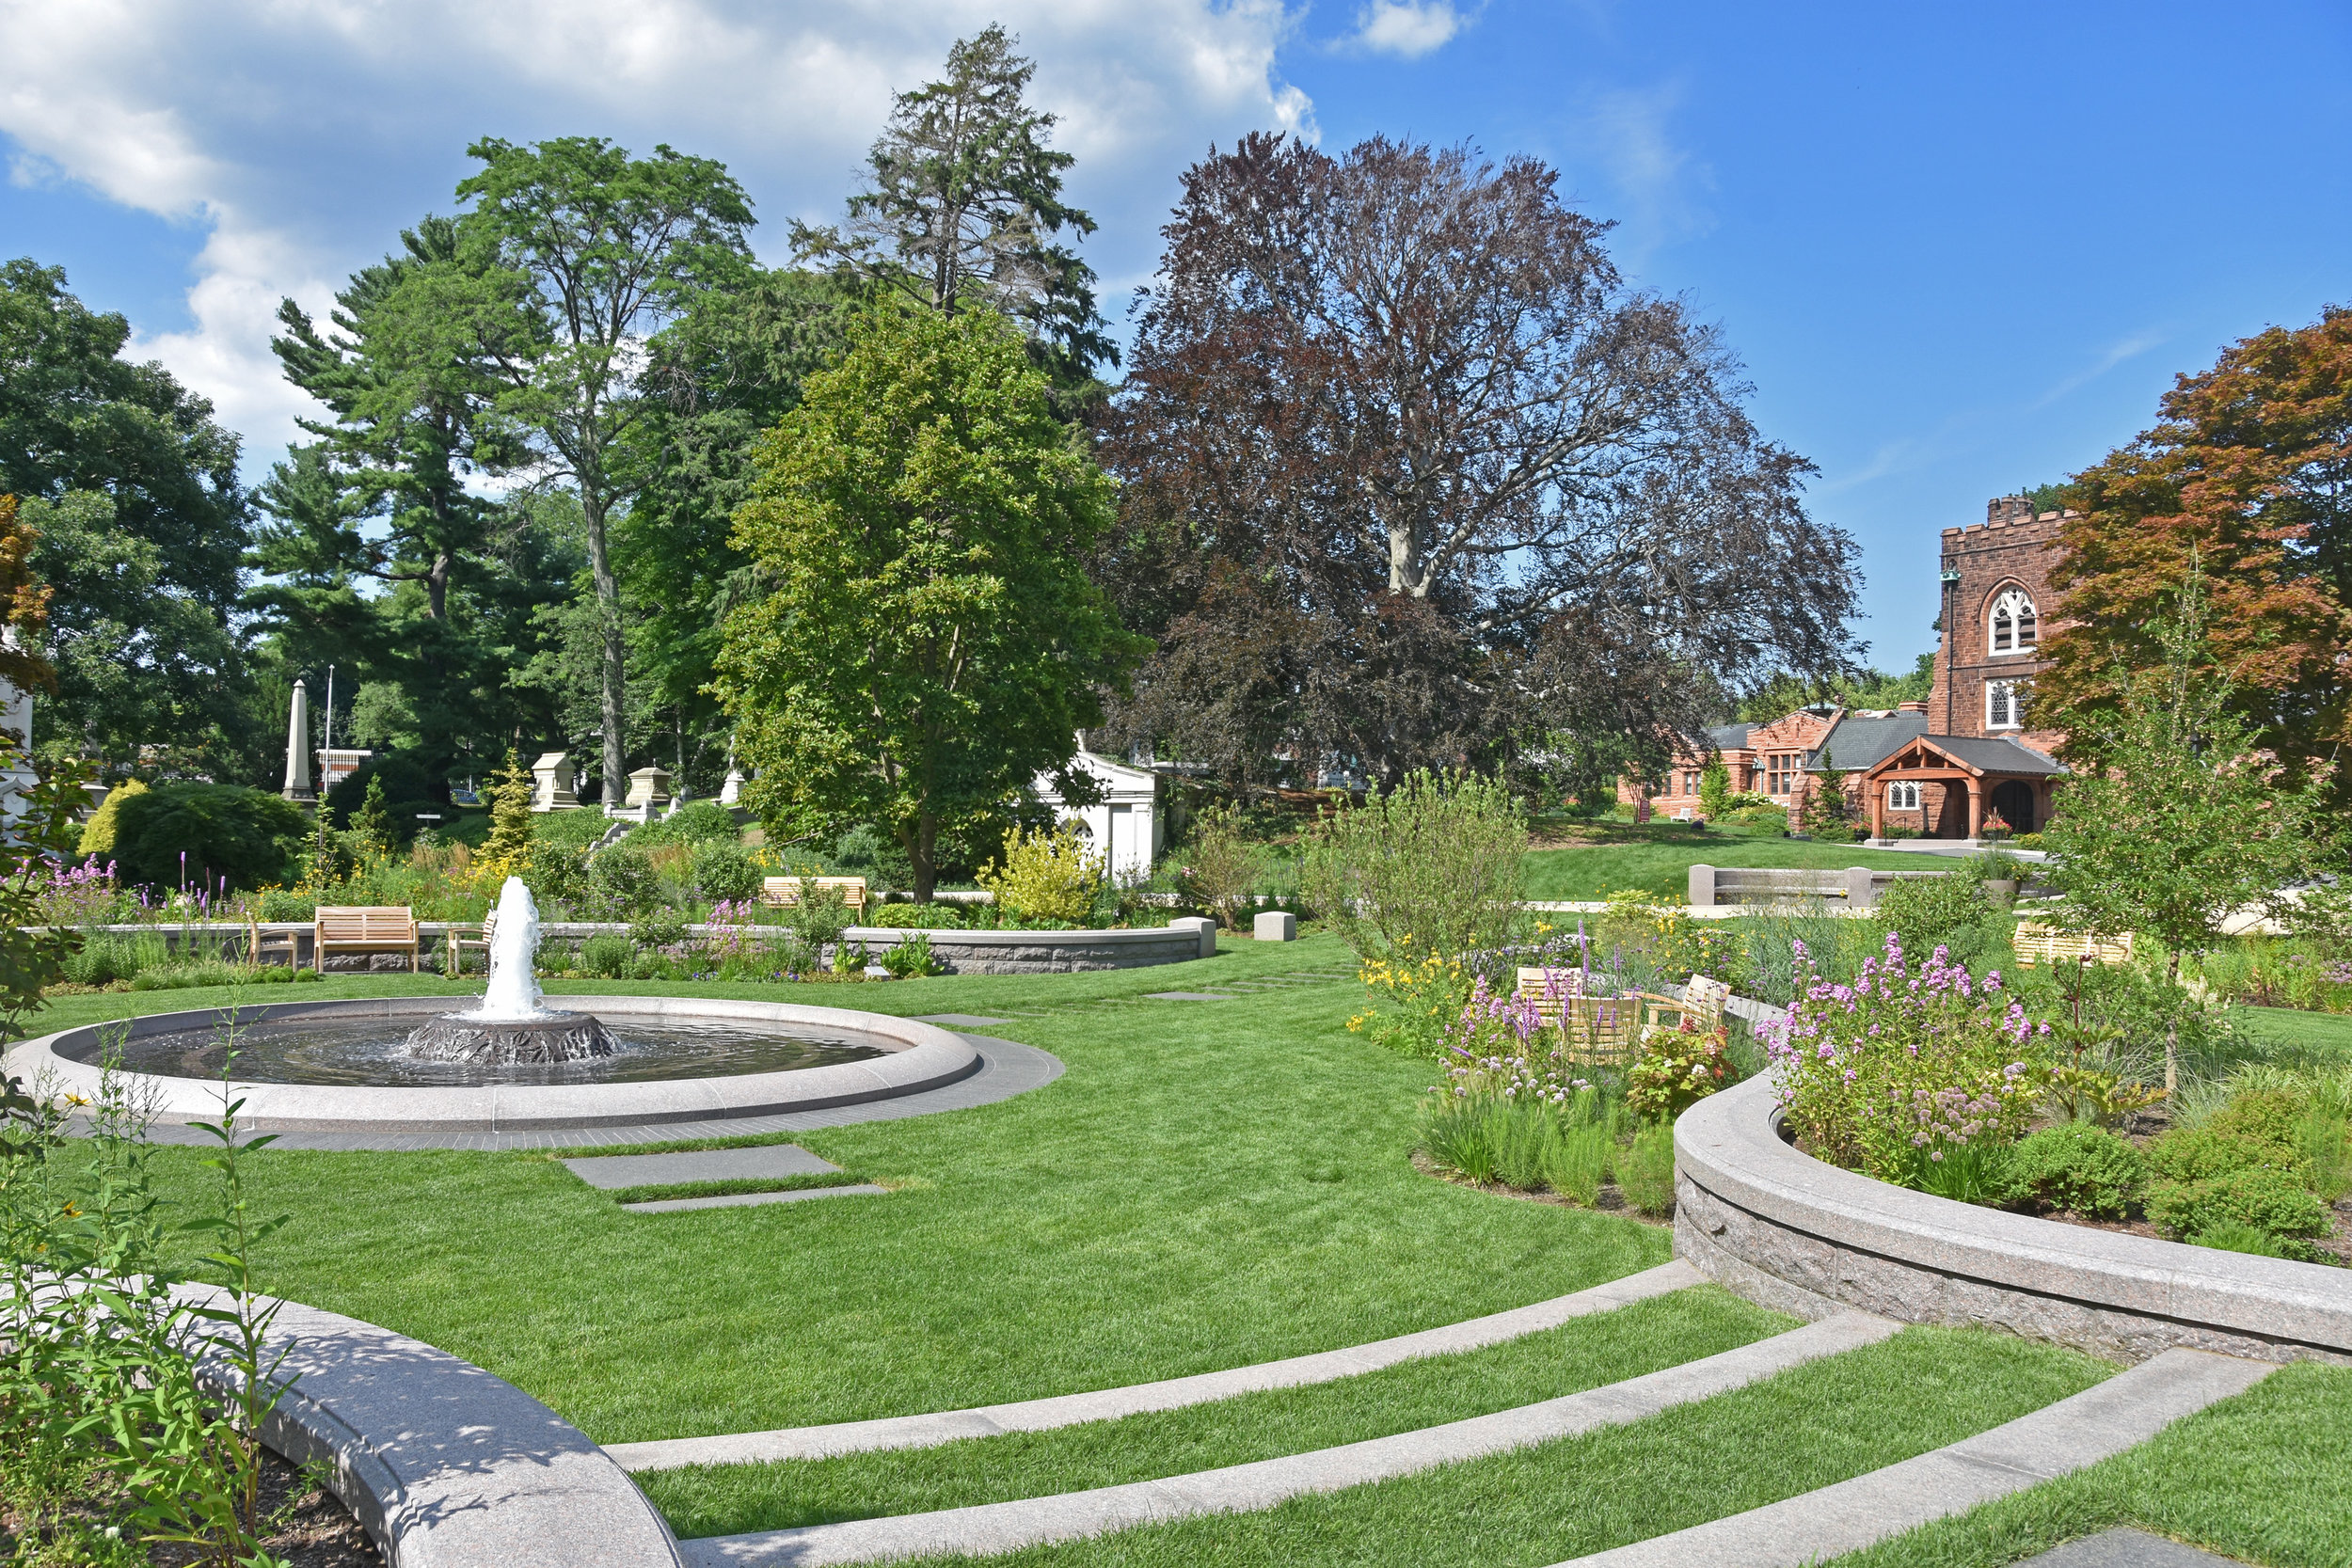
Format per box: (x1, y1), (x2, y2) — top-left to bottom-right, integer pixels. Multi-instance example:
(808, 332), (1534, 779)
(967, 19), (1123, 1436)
(4, 0), (2346, 670)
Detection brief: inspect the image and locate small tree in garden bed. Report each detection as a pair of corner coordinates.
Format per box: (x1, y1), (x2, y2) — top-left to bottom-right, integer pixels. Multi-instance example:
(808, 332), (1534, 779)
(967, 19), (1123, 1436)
(978, 822), (1103, 927)
(1178, 802), (1270, 931)
(2044, 558), (2338, 1094)
(1769, 931), (2054, 1186)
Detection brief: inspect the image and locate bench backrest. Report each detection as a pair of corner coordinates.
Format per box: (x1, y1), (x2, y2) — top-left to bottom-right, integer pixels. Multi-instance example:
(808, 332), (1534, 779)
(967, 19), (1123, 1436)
(760, 876), (868, 910)
(2011, 921), (2134, 967)
(315, 906), (418, 940)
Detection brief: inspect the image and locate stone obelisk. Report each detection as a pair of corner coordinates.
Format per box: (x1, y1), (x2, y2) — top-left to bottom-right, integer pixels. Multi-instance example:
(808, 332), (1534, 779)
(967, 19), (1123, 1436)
(282, 679), (315, 801)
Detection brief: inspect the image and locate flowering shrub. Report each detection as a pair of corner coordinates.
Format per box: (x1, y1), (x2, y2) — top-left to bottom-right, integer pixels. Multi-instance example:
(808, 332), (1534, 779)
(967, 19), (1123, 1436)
(1624, 1014), (1738, 1122)
(1348, 942), (1475, 1057)
(1768, 932), (2054, 1182)
(32, 857), (132, 926)
(979, 822), (1104, 927)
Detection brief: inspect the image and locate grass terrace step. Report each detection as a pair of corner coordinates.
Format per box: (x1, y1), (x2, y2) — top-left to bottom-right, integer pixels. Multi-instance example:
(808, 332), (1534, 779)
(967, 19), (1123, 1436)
(644, 1286), (1789, 1538)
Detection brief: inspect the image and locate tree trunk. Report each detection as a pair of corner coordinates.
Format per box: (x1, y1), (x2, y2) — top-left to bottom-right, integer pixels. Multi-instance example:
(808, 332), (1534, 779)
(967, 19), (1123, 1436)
(909, 809), (938, 903)
(2165, 947), (2182, 1099)
(582, 489), (628, 803)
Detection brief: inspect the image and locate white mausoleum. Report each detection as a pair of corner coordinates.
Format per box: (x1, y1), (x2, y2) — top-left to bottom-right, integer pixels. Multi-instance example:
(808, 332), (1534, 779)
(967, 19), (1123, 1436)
(1033, 750), (1163, 879)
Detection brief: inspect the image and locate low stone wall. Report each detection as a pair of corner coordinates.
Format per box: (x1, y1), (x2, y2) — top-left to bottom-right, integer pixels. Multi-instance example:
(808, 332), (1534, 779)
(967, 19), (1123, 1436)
(62, 918), (1216, 976)
(844, 921), (1213, 975)
(1674, 1071), (2352, 1364)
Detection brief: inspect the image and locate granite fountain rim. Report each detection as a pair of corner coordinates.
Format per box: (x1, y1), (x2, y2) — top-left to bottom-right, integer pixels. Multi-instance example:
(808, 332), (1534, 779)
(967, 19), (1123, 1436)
(4, 994), (982, 1133)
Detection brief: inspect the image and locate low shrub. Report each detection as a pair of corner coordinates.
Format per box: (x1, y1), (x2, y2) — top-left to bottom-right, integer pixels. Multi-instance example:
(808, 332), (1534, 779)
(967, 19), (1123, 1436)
(111, 783), (310, 892)
(579, 932), (635, 978)
(2202, 1088), (2309, 1148)
(2145, 1124), (2305, 1185)
(2147, 1166), (2333, 1256)
(632, 800), (739, 847)
(1624, 1015), (1738, 1122)
(866, 902), (967, 929)
(78, 778), (149, 855)
(127, 959), (250, 991)
(1999, 1123), (2146, 1219)
(1869, 872), (2010, 974)
(629, 915), (691, 951)
(1615, 1123), (1677, 1216)
(781, 882), (855, 950)
(979, 822), (1103, 927)
(1179, 803), (1271, 932)
(691, 841), (761, 904)
(2013, 832), (2045, 851)
(584, 847), (659, 920)
(875, 931), (940, 979)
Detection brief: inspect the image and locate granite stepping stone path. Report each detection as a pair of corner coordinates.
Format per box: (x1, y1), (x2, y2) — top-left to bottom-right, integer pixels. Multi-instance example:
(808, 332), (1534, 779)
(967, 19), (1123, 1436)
(562, 1144), (890, 1214)
(2017, 1528), (2246, 1566)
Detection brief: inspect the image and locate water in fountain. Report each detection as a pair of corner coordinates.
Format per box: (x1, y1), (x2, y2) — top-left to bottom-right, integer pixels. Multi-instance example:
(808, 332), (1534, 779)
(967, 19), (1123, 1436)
(405, 877), (617, 1064)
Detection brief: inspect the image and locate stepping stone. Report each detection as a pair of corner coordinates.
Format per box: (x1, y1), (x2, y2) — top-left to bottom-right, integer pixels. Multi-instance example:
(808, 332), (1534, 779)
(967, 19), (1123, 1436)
(622, 1184), (889, 1214)
(2018, 1529), (2244, 1567)
(563, 1145), (841, 1190)
(911, 1014), (1014, 1028)
(1144, 991), (1238, 1002)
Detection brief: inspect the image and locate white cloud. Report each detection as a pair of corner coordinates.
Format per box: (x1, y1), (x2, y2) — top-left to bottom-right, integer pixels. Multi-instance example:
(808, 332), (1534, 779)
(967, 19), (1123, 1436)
(0, 0), (1313, 471)
(1578, 82), (1715, 267)
(1346, 1), (1463, 58)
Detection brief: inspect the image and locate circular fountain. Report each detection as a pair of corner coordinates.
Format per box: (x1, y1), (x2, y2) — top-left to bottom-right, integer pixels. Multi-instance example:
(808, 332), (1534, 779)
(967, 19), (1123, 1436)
(402, 878), (617, 1064)
(6, 876), (1007, 1136)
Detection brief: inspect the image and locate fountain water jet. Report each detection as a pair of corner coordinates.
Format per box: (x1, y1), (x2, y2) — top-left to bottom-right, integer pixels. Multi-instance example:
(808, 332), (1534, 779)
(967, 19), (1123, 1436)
(404, 878), (617, 1064)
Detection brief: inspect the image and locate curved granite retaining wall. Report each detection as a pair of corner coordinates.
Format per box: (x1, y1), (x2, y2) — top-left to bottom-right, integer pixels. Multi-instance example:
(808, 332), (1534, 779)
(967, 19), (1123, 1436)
(843, 921), (1214, 975)
(1674, 1072), (2352, 1364)
(185, 1286), (683, 1568)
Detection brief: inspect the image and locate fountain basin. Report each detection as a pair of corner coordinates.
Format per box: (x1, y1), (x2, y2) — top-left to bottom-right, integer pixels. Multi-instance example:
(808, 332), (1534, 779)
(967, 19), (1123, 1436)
(8, 996), (981, 1133)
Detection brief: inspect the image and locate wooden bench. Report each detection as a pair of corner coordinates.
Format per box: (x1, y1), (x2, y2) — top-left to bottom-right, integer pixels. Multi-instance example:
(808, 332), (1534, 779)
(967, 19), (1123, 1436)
(759, 876), (868, 915)
(314, 905), (421, 974)
(245, 914), (302, 970)
(2012, 921), (2134, 967)
(442, 911), (499, 975)
(1510, 970), (1730, 1065)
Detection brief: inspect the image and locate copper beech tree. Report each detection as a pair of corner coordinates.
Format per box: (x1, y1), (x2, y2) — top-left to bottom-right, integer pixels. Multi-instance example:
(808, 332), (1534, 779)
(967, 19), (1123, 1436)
(2041, 305), (2351, 784)
(1092, 134), (1860, 789)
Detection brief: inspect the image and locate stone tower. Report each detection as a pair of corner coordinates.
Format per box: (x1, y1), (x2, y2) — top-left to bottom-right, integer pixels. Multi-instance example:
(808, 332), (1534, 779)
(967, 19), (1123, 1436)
(1931, 497), (2069, 756)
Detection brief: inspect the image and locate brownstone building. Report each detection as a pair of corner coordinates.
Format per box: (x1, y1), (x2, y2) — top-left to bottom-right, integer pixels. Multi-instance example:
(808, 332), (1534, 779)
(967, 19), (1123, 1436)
(1626, 495), (2074, 841)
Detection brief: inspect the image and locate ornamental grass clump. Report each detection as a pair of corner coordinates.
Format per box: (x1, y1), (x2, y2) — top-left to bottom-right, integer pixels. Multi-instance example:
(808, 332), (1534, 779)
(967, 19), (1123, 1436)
(1769, 931), (2054, 1185)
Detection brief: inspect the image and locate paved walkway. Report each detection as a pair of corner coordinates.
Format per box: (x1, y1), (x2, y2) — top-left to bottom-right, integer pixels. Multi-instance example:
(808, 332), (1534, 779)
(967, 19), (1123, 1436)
(105, 1035), (1063, 1152)
(1554, 1350), (2274, 1568)
(676, 1313), (1899, 1567)
(612, 1260), (1705, 1472)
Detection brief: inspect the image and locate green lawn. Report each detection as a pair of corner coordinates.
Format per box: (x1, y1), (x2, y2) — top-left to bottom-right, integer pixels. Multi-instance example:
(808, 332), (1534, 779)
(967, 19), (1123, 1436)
(1827, 1359), (2352, 1568)
(859, 1329), (2110, 1568)
(2245, 1005), (2352, 1057)
(1522, 823), (1946, 901)
(69, 936), (1677, 1444)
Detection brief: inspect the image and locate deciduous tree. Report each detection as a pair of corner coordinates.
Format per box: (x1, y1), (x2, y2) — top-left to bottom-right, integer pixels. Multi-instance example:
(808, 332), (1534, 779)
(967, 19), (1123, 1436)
(455, 137), (755, 800)
(2042, 561), (2339, 1092)
(0, 259), (251, 775)
(1095, 135), (1858, 789)
(714, 307), (1145, 899)
(2041, 306), (2351, 781)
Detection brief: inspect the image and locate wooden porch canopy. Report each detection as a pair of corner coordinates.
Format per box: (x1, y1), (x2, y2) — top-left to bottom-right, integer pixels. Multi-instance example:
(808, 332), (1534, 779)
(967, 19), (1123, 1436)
(1858, 734), (2067, 840)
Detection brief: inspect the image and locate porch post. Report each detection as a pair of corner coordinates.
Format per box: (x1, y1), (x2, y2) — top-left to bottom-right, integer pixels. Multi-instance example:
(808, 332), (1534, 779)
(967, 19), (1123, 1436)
(1965, 778), (1983, 840)
(1869, 782), (1884, 842)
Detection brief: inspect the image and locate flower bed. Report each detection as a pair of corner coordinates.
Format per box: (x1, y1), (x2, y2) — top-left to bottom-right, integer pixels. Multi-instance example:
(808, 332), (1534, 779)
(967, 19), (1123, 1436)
(1761, 932), (2351, 1265)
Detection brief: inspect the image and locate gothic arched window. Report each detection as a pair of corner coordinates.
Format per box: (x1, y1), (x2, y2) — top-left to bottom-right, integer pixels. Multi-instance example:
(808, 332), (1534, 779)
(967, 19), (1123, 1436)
(1989, 587), (2038, 654)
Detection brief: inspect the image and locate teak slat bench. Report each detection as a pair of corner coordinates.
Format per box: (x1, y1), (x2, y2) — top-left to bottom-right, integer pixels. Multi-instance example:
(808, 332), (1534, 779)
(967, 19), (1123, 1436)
(759, 876), (868, 915)
(2011, 921), (2134, 967)
(313, 905), (421, 974)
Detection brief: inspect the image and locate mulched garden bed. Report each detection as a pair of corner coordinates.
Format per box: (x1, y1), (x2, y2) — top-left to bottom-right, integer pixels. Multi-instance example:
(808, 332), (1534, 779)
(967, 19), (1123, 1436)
(0, 1445), (381, 1568)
